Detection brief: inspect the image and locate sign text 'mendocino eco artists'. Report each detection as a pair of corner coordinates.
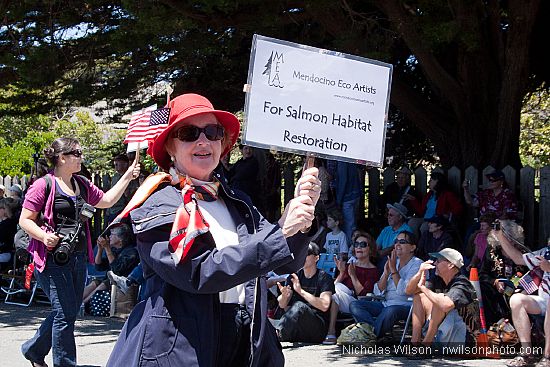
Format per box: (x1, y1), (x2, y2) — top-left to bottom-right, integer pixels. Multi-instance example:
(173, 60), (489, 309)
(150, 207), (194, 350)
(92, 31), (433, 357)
(263, 100), (373, 153)
(292, 70), (377, 94)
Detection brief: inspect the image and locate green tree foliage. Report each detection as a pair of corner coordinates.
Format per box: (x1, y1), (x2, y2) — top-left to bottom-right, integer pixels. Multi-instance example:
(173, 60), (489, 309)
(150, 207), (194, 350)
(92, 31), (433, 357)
(520, 85), (550, 168)
(0, 115), (55, 176)
(0, 1), (548, 168)
(0, 112), (125, 176)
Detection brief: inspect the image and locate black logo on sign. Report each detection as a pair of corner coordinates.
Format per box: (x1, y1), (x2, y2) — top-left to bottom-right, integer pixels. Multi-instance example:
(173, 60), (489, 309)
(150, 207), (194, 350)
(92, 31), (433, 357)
(262, 51), (284, 88)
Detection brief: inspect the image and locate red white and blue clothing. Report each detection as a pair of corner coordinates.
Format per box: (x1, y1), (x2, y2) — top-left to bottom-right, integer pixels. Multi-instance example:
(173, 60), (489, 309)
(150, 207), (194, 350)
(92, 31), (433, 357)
(522, 247), (550, 313)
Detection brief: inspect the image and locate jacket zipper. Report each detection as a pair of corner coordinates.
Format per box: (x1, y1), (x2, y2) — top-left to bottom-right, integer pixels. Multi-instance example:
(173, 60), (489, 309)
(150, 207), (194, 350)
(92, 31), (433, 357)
(216, 176), (259, 366)
(249, 277), (260, 365)
(217, 180), (256, 233)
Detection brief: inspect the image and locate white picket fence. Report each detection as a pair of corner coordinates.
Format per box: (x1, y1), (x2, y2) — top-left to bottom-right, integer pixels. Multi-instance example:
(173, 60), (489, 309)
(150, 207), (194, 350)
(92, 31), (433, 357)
(4, 164), (550, 246)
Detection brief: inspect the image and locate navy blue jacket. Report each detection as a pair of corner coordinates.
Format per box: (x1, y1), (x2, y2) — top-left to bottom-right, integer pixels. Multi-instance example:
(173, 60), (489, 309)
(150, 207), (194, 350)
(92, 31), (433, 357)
(107, 169), (309, 367)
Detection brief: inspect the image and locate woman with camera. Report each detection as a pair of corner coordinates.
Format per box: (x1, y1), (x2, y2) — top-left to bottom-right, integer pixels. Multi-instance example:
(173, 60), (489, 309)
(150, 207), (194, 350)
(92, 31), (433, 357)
(106, 93), (320, 367)
(19, 137), (140, 367)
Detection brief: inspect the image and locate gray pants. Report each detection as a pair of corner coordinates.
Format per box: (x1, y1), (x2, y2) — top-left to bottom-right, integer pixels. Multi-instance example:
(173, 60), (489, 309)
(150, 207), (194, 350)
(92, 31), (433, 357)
(423, 309), (467, 346)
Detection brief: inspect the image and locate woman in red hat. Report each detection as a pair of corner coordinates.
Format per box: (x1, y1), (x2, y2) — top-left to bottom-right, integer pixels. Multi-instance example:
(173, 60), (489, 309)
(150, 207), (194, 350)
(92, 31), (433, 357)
(107, 93), (320, 367)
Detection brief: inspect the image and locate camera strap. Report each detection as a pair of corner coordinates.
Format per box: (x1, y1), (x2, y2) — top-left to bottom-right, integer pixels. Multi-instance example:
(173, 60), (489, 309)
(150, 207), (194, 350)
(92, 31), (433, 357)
(71, 177), (80, 224)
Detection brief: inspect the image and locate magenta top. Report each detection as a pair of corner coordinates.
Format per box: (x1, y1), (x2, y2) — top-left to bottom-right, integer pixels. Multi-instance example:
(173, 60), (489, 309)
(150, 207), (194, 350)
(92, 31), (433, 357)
(474, 232), (488, 262)
(23, 172), (104, 272)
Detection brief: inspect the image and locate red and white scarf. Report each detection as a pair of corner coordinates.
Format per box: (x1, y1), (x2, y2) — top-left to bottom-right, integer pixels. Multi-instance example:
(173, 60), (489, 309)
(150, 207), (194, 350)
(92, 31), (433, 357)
(169, 175), (219, 265)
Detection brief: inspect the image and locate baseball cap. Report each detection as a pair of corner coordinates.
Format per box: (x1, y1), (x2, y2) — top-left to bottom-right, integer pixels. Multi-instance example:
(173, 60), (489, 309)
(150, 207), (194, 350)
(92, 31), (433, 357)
(429, 248), (464, 269)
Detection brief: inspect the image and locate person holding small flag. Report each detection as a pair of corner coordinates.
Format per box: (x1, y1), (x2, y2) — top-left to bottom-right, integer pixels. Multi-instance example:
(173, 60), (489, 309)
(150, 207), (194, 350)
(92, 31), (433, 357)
(490, 220), (550, 367)
(106, 93), (321, 367)
(20, 137), (140, 367)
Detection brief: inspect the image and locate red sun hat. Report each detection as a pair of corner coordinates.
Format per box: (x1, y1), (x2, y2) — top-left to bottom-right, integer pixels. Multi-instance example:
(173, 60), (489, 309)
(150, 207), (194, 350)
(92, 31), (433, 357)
(149, 93), (240, 171)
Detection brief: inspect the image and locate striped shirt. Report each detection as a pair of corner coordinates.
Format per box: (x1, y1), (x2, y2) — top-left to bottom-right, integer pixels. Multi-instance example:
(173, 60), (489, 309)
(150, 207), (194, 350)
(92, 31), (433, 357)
(522, 247), (550, 297)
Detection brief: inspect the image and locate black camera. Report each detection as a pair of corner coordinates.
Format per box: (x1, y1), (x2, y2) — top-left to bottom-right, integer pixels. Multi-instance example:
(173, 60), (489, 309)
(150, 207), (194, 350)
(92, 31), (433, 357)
(53, 235), (77, 265)
(53, 203), (96, 265)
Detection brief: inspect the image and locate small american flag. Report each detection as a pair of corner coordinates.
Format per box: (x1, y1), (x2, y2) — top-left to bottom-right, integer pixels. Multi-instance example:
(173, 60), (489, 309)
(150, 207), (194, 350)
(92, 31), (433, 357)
(519, 267), (543, 294)
(147, 107), (170, 139)
(124, 105), (157, 144)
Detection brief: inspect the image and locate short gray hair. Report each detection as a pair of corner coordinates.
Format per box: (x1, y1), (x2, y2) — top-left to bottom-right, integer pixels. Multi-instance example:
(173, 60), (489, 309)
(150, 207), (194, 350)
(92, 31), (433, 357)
(110, 223), (134, 247)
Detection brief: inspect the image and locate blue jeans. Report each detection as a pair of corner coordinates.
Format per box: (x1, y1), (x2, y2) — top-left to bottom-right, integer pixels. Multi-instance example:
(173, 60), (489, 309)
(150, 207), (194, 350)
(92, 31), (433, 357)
(128, 263), (146, 301)
(349, 299), (410, 337)
(342, 197), (359, 245)
(22, 251), (87, 367)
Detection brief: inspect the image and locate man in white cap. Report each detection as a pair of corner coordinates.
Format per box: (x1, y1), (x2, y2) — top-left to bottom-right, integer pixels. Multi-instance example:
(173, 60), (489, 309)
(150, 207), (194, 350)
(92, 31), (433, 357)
(406, 248), (479, 352)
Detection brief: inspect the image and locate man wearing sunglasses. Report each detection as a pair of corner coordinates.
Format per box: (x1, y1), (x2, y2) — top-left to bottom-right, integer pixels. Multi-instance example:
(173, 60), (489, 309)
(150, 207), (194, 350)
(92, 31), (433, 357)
(406, 248), (479, 355)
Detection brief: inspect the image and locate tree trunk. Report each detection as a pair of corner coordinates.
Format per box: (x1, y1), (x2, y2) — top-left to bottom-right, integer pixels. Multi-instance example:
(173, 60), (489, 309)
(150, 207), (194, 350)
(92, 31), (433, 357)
(376, 0), (540, 169)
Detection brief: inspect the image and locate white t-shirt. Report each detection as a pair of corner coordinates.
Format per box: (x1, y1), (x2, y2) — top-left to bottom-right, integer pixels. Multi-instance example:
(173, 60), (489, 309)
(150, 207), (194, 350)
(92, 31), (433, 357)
(324, 231), (349, 257)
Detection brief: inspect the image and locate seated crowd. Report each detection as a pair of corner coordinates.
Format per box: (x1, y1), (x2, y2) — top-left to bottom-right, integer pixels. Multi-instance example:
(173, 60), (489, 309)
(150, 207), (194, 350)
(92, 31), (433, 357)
(266, 166), (549, 367)
(2, 152), (548, 366)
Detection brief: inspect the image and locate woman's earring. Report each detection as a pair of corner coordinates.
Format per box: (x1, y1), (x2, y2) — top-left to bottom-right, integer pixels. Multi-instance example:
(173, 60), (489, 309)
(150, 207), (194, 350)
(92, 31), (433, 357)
(170, 156), (175, 162)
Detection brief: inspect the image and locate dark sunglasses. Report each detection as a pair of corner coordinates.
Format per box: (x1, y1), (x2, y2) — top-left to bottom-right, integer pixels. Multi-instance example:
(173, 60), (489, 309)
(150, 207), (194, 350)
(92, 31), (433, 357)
(492, 220), (501, 231)
(354, 241), (369, 248)
(63, 149), (83, 157)
(174, 124), (224, 142)
(394, 238), (410, 245)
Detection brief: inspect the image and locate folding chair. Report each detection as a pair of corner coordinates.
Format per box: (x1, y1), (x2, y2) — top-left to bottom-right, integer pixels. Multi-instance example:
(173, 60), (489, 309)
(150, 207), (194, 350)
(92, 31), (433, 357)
(400, 299), (414, 344)
(317, 253), (336, 277)
(1, 248), (48, 307)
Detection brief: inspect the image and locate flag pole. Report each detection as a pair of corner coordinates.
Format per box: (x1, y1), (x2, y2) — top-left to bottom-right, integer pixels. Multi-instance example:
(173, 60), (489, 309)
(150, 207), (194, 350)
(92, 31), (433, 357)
(166, 84), (173, 106)
(295, 152), (316, 197)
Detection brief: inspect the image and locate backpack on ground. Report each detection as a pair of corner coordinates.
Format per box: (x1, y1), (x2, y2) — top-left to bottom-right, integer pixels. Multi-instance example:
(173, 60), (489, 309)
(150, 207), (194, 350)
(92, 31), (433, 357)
(337, 322), (377, 347)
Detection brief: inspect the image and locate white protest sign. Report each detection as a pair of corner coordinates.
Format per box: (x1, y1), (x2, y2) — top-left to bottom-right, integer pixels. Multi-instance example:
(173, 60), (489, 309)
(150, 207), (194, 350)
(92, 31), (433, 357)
(126, 141), (148, 153)
(243, 35), (393, 166)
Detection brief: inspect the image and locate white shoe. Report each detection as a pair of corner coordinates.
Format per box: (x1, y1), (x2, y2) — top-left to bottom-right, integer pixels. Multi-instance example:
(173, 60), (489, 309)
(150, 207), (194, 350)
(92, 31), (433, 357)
(107, 271), (129, 294)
